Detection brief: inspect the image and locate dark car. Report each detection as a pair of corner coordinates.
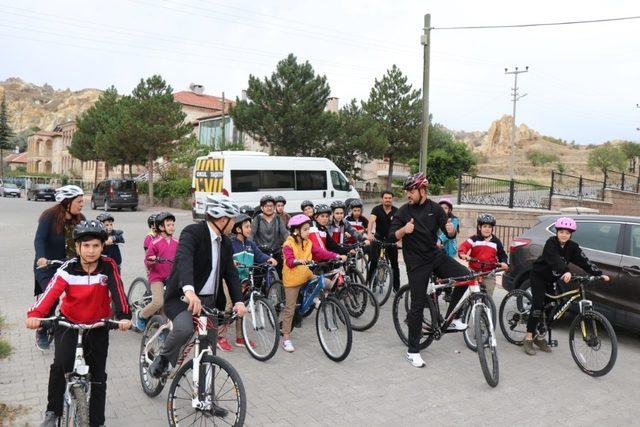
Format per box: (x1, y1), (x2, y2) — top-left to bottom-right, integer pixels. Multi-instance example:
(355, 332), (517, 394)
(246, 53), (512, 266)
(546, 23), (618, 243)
(91, 179), (138, 211)
(504, 214), (640, 332)
(27, 184), (55, 201)
(0, 183), (21, 197)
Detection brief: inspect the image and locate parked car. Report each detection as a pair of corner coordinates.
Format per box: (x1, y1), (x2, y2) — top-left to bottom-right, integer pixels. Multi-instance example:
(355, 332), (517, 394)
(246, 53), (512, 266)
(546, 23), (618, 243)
(27, 184), (55, 201)
(504, 214), (640, 332)
(0, 183), (21, 197)
(91, 179), (138, 211)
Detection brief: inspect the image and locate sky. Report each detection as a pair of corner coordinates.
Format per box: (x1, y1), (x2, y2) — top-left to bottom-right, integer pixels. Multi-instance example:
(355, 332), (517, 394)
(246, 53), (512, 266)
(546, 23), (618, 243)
(1, 0), (639, 144)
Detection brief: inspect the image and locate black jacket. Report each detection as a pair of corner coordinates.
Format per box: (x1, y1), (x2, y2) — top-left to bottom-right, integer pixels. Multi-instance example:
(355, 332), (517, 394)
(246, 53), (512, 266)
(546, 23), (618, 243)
(164, 221), (243, 319)
(531, 236), (602, 282)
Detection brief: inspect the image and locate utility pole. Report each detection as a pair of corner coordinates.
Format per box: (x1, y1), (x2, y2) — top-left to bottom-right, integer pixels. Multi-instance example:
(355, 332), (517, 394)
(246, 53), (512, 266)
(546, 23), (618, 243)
(504, 66), (528, 181)
(419, 14), (431, 175)
(221, 92), (226, 149)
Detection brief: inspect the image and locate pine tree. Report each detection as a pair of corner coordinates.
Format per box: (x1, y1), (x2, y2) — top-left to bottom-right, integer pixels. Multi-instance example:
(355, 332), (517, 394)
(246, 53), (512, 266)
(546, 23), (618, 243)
(0, 93), (15, 179)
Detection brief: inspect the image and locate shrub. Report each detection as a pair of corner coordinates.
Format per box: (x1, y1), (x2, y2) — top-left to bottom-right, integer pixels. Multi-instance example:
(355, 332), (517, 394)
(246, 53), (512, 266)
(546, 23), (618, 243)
(526, 150), (559, 166)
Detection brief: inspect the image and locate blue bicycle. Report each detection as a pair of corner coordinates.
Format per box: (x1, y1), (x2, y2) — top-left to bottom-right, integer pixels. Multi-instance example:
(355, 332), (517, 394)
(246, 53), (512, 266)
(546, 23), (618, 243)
(268, 260), (353, 362)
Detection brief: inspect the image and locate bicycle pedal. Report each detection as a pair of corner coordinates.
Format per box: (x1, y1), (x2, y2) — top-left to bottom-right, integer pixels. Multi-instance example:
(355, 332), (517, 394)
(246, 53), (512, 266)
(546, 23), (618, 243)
(550, 339), (558, 348)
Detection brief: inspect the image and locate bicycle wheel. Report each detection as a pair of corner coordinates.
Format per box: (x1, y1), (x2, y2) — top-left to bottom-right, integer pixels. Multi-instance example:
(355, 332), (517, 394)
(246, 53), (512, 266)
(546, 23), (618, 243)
(242, 296), (280, 361)
(128, 276), (150, 306)
(475, 306), (499, 387)
(266, 280), (285, 324)
(371, 261), (393, 306)
(139, 315), (168, 397)
(347, 268), (366, 287)
(392, 284), (436, 350)
(355, 251), (368, 276)
(464, 294), (497, 352)
(167, 355), (246, 426)
(498, 289), (532, 345)
(569, 310), (617, 377)
(316, 296), (353, 362)
(337, 283), (379, 331)
(61, 384), (89, 427)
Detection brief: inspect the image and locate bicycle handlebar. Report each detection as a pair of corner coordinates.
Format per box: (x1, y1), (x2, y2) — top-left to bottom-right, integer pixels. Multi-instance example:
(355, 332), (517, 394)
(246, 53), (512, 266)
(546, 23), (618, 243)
(568, 275), (605, 284)
(373, 239), (397, 248)
(436, 268), (504, 287)
(465, 258), (505, 268)
(146, 257), (173, 263)
(34, 316), (124, 330)
(36, 260), (64, 270)
(179, 296), (237, 319)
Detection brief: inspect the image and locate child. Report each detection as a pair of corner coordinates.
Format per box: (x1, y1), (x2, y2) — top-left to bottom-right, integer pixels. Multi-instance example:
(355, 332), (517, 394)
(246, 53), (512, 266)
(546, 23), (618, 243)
(275, 195), (290, 225)
(134, 212), (177, 331)
(458, 213), (508, 298)
(308, 204), (350, 262)
(344, 199), (368, 245)
(437, 198), (460, 258)
(143, 213), (158, 252)
(97, 212), (125, 271)
(327, 200), (368, 246)
(300, 200), (314, 219)
(26, 220), (131, 427)
(226, 213), (277, 350)
(521, 217), (609, 355)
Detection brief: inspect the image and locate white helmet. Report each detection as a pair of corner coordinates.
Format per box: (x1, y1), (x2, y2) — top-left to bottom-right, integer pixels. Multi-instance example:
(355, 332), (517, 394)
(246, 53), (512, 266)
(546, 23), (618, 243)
(55, 185), (84, 203)
(204, 195), (240, 219)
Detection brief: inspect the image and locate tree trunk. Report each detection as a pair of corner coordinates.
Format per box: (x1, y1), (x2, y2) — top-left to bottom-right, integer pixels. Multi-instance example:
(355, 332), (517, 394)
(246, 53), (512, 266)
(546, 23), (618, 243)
(386, 156), (395, 191)
(128, 163), (133, 178)
(121, 163), (125, 180)
(147, 156), (154, 206)
(93, 160), (99, 187)
(104, 162), (109, 179)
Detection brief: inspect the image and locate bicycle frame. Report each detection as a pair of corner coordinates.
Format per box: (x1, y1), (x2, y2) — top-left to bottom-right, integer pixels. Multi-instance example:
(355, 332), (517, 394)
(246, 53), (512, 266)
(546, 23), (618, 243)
(537, 280), (594, 346)
(299, 271), (331, 315)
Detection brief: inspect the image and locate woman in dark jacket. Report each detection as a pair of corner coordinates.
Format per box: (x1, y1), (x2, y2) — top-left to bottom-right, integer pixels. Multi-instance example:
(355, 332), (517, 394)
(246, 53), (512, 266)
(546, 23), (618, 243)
(33, 184), (85, 349)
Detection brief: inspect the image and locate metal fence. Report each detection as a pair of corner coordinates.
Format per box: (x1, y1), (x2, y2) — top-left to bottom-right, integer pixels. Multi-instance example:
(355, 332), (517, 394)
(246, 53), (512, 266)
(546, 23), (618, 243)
(457, 174), (551, 210)
(604, 170), (640, 193)
(494, 224), (530, 249)
(550, 171), (604, 201)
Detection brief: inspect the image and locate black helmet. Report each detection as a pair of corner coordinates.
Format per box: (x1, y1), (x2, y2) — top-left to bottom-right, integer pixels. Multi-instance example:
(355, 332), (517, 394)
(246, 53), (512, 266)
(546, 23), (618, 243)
(314, 204), (331, 215)
(155, 211), (176, 229)
(239, 205), (255, 217)
(233, 214), (252, 233)
(403, 172), (428, 191)
(73, 220), (108, 242)
(301, 200), (314, 210)
(147, 213), (158, 228)
(96, 212), (114, 223)
(477, 213), (496, 227)
(260, 195), (276, 206)
(330, 200), (345, 211)
(348, 199), (363, 209)
(274, 195), (286, 205)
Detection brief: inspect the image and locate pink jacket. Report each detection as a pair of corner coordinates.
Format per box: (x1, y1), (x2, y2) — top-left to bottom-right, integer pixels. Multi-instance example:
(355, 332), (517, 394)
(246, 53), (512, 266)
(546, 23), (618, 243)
(145, 236), (178, 284)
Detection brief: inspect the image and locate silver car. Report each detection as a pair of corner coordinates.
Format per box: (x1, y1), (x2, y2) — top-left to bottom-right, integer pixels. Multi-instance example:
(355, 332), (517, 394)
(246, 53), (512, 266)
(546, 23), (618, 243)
(0, 183), (21, 197)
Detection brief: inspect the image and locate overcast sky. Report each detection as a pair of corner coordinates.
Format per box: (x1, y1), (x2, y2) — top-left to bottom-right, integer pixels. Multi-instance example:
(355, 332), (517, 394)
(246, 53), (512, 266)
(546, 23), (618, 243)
(1, 0), (639, 144)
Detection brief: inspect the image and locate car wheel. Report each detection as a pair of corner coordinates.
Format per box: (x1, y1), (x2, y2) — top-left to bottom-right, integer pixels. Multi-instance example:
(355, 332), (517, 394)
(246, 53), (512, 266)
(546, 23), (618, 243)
(131, 205), (137, 211)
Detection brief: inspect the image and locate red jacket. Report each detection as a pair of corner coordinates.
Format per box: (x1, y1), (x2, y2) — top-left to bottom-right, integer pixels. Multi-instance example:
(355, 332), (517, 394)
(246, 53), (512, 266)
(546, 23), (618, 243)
(458, 234), (508, 272)
(28, 256), (130, 323)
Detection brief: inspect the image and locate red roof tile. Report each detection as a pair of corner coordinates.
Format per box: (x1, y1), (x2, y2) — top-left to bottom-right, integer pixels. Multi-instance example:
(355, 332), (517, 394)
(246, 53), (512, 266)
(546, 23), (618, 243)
(173, 91), (235, 112)
(4, 152), (28, 163)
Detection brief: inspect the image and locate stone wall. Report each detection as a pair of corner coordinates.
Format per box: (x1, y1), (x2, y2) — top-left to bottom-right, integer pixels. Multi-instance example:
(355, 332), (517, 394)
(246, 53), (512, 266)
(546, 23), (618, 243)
(551, 189), (640, 216)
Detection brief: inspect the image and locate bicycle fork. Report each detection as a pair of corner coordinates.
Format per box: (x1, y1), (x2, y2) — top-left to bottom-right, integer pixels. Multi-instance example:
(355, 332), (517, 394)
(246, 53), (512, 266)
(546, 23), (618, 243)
(471, 303), (497, 347)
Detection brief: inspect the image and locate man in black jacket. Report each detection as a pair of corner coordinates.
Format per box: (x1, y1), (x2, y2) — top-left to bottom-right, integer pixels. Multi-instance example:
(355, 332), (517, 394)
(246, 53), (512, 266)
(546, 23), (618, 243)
(149, 195), (247, 377)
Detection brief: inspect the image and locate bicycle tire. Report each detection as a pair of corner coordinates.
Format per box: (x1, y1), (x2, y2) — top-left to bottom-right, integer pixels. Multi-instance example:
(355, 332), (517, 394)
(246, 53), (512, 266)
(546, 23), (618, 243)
(498, 289), (532, 345)
(337, 283), (379, 331)
(392, 284), (436, 350)
(242, 296), (280, 362)
(316, 296), (353, 362)
(355, 251), (369, 276)
(347, 268), (366, 287)
(569, 310), (617, 377)
(464, 294), (497, 352)
(266, 280), (285, 324)
(167, 355), (246, 426)
(475, 306), (499, 387)
(61, 384), (89, 427)
(139, 315), (167, 397)
(371, 262), (393, 306)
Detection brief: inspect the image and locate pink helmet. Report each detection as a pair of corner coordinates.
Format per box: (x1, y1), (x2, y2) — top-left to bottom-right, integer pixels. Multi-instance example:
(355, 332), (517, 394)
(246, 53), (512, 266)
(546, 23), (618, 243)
(438, 198), (453, 209)
(288, 214), (312, 229)
(554, 217), (577, 232)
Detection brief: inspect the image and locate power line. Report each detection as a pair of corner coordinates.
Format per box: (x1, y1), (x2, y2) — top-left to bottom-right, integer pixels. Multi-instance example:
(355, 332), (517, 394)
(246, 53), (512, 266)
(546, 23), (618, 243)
(432, 15), (640, 30)
(505, 66), (529, 181)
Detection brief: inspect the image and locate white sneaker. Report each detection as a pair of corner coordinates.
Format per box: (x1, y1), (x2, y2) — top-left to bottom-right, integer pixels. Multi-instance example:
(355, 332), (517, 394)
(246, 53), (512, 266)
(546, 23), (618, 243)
(406, 352), (426, 368)
(313, 297), (321, 308)
(282, 339), (295, 352)
(448, 318), (468, 331)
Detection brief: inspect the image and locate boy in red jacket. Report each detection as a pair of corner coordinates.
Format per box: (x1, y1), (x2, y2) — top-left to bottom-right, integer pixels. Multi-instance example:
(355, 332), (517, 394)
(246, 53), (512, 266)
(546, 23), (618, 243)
(458, 213), (508, 297)
(26, 220), (131, 427)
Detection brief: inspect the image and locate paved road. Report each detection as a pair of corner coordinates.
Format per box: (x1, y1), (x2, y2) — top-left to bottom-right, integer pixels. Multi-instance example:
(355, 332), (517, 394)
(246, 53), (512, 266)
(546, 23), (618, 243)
(1, 197), (640, 426)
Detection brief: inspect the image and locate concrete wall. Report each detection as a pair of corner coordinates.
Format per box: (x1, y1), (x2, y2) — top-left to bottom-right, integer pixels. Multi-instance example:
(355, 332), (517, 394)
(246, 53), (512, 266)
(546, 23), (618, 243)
(551, 189), (640, 217)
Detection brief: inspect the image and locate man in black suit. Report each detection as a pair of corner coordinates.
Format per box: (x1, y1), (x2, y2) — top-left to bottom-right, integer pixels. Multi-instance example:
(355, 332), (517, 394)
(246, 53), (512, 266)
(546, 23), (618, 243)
(149, 195), (247, 377)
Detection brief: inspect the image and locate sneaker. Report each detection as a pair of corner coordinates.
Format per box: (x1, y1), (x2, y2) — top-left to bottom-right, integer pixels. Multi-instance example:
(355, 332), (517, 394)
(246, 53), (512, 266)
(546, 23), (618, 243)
(40, 411), (58, 427)
(133, 312), (147, 331)
(313, 297), (321, 308)
(235, 338), (255, 348)
(216, 337), (233, 352)
(36, 328), (50, 351)
(406, 352), (426, 368)
(282, 339), (295, 352)
(534, 337), (552, 353)
(148, 355), (170, 378)
(523, 339), (537, 356)
(448, 318), (468, 331)
(292, 313), (303, 329)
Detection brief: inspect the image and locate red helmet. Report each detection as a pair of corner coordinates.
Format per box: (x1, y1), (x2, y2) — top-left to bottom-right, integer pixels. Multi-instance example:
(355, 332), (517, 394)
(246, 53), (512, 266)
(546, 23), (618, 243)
(403, 172), (428, 191)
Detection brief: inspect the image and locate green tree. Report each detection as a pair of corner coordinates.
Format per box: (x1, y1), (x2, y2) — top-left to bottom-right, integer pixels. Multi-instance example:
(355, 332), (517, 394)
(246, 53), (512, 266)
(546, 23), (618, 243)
(526, 150), (559, 166)
(0, 94), (14, 179)
(426, 142), (476, 189)
(620, 141), (640, 173)
(588, 143), (626, 174)
(363, 65), (421, 190)
(230, 54), (335, 156)
(129, 75), (192, 204)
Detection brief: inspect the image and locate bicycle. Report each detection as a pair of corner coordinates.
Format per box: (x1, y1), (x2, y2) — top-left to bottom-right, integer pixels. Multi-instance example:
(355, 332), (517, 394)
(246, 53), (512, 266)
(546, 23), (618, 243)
(392, 269), (503, 387)
(330, 256), (379, 332)
(128, 257), (174, 331)
(268, 260), (354, 361)
(34, 316), (126, 426)
(139, 300), (246, 425)
(368, 240), (396, 306)
(499, 275), (617, 377)
(35, 260), (64, 348)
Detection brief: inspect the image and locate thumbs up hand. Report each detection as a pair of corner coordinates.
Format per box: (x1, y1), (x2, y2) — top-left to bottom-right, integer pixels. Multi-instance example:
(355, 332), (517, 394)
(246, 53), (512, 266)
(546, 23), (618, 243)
(405, 218), (415, 235)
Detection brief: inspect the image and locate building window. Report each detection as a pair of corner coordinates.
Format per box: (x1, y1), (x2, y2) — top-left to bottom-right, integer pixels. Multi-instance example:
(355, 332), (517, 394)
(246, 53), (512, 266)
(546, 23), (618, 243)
(198, 117), (235, 148)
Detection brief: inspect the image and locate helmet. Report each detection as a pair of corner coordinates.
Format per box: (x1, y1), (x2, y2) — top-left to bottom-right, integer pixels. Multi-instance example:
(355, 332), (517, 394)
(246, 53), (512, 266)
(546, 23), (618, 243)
(403, 172), (428, 191)
(438, 198), (454, 209)
(477, 213), (496, 227)
(554, 217), (577, 232)
(288, 214), (312, 229)
(205, 195), (240, 219)
(147, 213), (158, 228)
(155, 212), (176, 229)
(274, 195), (286, 205)
(55, 185), (84, 203)
(330, 200), (345, 211)
(96, 212), (114, 223)
(348, 199), (363, 209)
(314, 204), (331, 215)
(260, 195), (276, 206)
(301, 200), (314, 210)
(73, 220), (108, 242)
(239, 205), (255, 217)
(233, 214), (252, 232)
